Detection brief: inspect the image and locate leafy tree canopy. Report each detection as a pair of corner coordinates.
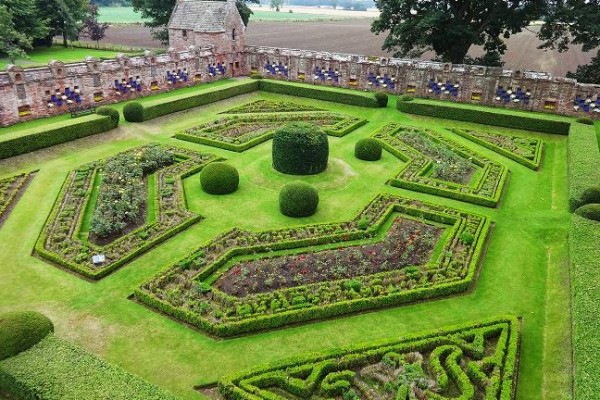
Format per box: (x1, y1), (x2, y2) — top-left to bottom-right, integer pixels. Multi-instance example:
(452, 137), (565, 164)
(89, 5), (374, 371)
(371, 0), (546, 66)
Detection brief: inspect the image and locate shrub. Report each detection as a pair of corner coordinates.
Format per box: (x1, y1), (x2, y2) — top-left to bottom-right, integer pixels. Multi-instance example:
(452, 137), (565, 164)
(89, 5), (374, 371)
(568, 125), (600, 211)
(272, 123), (329, 175)
(577, 117), (594, 125)
(374, 91), (388, 107)
(96, 106), (120, 126)
(355, 138), (382, 161)
(397, 101), (571, 135)
(250, 73), (264, 79)
(279, 182), (319, 217)
(580, 186), (600, 206)
(123, 101), (144, 122)
(399, 94), (414, 102)
(258, 80), (378, 107)
(575, 204), (600, 221)
(0, 311), (54, 360)
(200, 162), (240, 195)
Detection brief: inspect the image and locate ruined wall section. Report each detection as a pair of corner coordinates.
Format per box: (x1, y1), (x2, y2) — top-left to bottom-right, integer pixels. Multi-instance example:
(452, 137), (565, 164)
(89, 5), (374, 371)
(0, 48), (247, 126)
(248, 46), (600, 119)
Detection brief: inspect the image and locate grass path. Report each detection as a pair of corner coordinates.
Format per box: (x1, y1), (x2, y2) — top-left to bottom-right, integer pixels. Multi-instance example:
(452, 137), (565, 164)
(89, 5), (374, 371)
(0, 91), (573, 400)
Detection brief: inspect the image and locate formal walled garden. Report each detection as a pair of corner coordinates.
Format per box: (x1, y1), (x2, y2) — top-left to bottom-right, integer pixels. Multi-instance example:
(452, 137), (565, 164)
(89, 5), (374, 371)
(0, 79), (597, 400)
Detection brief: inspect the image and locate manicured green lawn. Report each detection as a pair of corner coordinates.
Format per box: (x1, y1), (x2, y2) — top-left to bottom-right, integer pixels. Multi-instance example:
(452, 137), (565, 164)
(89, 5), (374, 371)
(0, 88), (575, 400)
(0, 46), (132, 70)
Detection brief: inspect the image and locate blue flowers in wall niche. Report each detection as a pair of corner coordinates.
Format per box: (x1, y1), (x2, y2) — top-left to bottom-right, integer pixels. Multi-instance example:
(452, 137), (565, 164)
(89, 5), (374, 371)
(114, 77), (143, 95)
(427, 80), (460, 96)
(314, 67), (340, 82)
(208, 63), (226, 77)
(266, 62), (289, 76)
(495, 86), (530, 104)
(367, 73), (395, 89)
(167, 69), (188, 85)
(47, 86), (83, 108)
(573, 95), (600, 114)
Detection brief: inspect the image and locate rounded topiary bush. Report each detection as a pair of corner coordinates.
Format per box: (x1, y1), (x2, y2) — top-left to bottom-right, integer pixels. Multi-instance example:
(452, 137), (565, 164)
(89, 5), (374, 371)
(374, 91), (388, 108)
(250, 73), (264, 79)
(96, 106), (120, 127)
(355, 138), (382, 161)
(399, 94), (414, 102)
(123, 101), (144, 122)
(272, 123), (329, 175)
(0, 311), (54, 360)
(580, 186), (600, 206)
(279, 182), (319, 217)
(576, 117), (594, 125)
(575, 203), (600, 221)
(200, 162), (239, 195)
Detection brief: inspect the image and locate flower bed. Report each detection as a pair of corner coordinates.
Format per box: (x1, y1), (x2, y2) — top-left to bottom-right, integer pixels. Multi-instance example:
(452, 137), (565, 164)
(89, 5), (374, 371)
(34, 145), (221, 279)
(221, 100), (323, 114)
(450, 128), (544, 170)
(135, 194), (490, 337)
(175, 113), (367, 152)
(0, 172), (34, 227)
(373, 124), (508, 208)
(219, 316), (520, 400)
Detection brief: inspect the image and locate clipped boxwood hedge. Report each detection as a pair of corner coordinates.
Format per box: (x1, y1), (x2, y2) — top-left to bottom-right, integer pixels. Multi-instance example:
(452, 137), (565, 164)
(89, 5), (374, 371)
(200, 162), (240, 195)
(397, 99), (571, 135)
(123, 102), (144, 122)
(0, 311), (53, 360)
(374, 91), (388, 107)
(272, 123), (329, 175)
(258, 80), (378, 108)
(568, 124), (600, 211)
(0, 113), (119, 160)
(355, 138), (382, 161)
(575, 204), (600, 221)
(279, 182), (319, 217)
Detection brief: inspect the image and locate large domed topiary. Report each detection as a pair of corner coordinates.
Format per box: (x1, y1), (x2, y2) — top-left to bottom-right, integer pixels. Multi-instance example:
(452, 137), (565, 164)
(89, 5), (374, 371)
(279, 182), (319, 217)
(575, 203), (600, 221)
(123, 101), (144, 122)
(355, 138), (382, 161)
(272, 123), (329, 175)
(200, 162), (240, 195)
(0, 311), (54, 360)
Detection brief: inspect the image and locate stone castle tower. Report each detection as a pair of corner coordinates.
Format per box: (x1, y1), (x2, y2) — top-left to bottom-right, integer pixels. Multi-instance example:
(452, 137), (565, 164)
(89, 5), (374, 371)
(168, 0), (245, 55)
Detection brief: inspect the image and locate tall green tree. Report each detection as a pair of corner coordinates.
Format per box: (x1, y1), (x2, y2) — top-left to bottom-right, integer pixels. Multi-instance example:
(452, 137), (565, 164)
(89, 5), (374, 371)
(0, 0), (49, 62)
(371, 0), (546, 66)
(538, 0), (600, 83)
(131, 0), (257, 44)
(35, 0), (90, 47)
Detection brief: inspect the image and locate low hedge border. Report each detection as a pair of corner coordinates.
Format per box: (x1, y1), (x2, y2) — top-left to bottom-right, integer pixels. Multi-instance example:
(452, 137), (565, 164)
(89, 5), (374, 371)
(135, 193), (490, 337)
(450, 128), (544, 170)
(258, 80), (379, 108)
(397, 99), (571, 135)
(218, 316), (520, 400)
(34, 145), (221, 279)
(373, 123), (508, 208)
(0, 172), (35, 227)
(568, 124), (600, 211)
(0, 112), (119, 160)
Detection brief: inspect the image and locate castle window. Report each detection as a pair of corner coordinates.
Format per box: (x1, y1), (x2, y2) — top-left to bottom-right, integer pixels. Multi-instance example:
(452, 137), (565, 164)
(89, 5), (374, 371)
(182, 30), (187, 39)
(232, 29), (236, 40)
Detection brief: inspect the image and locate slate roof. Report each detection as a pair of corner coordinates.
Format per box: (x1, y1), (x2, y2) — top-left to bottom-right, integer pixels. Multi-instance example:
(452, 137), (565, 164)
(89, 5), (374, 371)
(169, 0), (235, 33)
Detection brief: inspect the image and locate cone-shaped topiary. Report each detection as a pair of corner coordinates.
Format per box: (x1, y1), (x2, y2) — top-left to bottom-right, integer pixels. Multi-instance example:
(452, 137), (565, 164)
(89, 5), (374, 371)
(272, 123), (329, 175)
(0, 311), (54, 360)
(123, 101), (144, 122)
(200, 162), (239, 195)
(279, 182), (319, 217)
(355, 138), (383, 161)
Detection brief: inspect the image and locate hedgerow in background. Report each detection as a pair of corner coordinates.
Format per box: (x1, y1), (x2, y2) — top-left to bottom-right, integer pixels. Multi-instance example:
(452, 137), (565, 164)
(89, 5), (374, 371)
(450, 128), (544, 170)
(373, 123), (507, 207)
(0, 311), (53, 361)
(221, 99), (323, 114)
(272, 123), (329, 175)
(175, 112), (365, 152)
(219, 316), (520, 400)
(35, 144), (221, 279)
(355, 138), (382, 161)
(200, 162), (240, 195)
(135, 194), (490, 337)
(0, 172), (35, 227)
(279, 182), (319, 217)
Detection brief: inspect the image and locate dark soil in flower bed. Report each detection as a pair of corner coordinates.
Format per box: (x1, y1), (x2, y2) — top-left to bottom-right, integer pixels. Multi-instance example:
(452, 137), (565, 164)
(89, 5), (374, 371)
(216, 218), (443, 297)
